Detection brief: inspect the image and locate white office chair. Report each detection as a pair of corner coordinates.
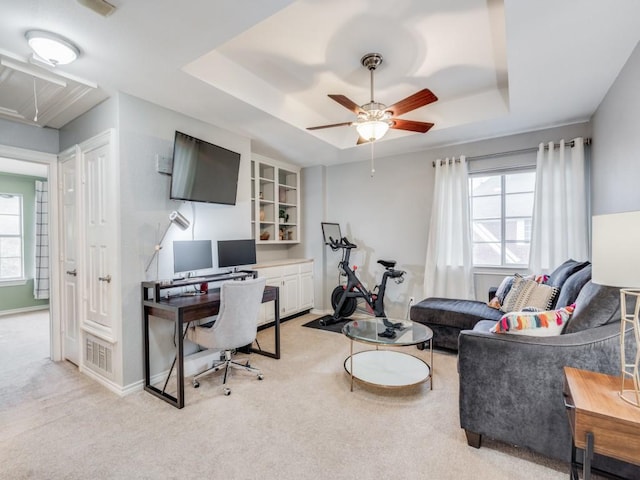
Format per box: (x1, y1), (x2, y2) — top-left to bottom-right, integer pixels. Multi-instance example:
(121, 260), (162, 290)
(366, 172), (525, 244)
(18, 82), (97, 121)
(187, 277), (266, 395)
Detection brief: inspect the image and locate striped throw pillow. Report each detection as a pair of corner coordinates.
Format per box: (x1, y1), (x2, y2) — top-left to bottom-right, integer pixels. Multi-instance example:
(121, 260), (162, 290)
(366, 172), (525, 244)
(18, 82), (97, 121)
(500, 277), (559, 312)
(490, 304), (575, 336)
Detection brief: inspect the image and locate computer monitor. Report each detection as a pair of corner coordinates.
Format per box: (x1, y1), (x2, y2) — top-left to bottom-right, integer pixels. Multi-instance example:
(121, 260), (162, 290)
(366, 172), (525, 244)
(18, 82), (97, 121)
(173, 240), (213, 275)
(217, 239), (256, 271)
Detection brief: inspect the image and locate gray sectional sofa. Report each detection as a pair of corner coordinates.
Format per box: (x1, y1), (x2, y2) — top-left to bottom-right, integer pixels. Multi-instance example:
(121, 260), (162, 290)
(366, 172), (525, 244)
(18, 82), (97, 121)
(410, 261), (640, 477)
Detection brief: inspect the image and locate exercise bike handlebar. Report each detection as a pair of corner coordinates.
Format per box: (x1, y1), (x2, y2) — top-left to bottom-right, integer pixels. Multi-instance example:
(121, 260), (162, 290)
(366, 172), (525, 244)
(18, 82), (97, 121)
(328, 236), (357, 250)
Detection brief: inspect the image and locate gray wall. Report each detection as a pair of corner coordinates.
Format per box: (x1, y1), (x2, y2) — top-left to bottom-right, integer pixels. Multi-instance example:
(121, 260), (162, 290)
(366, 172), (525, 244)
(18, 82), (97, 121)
(59, 97), (119, 152)
(591, 41), (640, 215)
(0, 118), (58, 154)
(311, 123), (591, 317)
(117, 93), (252, 386)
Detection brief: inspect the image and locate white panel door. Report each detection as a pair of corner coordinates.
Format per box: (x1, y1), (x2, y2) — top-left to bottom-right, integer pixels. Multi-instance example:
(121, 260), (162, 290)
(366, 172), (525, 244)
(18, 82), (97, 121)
(282, 274), (299, 317)
(60, 149), (80, 364)
(300, 272), (314, 310)
(83, 140), (115, 330)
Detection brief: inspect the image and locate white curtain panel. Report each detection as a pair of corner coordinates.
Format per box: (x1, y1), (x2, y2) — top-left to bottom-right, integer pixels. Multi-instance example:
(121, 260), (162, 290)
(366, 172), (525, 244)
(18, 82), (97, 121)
(529, 138), (589, 274)
(34, 180), (49, 299)
(424, 157), (475, 299)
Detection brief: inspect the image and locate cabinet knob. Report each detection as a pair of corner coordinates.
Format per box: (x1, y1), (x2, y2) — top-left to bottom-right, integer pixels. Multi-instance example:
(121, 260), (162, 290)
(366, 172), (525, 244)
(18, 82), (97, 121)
(66, 269), (77, 277)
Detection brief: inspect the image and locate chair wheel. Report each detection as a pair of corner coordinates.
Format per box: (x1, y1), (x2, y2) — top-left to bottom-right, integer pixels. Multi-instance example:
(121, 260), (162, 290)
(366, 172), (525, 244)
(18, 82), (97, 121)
(258, 374), (264, 381)
(193, 380), (200, 388)
(417, 343), (425, 351)
(223, 387), (231, 396)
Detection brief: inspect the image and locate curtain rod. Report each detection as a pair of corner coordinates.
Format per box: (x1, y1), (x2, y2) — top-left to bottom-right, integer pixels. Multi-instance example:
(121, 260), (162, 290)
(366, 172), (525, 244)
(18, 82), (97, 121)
(431, 137), (591, 167)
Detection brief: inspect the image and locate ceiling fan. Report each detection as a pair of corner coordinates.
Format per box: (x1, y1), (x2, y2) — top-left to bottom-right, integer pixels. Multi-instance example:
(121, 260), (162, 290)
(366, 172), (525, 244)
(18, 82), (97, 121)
(307, 53), (438, 144)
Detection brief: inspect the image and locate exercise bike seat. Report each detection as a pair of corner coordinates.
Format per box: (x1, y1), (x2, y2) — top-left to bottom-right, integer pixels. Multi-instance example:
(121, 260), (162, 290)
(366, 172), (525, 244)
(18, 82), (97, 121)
(377, 259), (396, 268)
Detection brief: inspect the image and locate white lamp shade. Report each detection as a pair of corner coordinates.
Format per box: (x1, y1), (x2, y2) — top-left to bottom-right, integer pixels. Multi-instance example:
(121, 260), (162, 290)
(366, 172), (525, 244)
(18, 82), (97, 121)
(169, 210), (190, 230)
(356, 120), (390, 141)
(592, 211), (640, 288)
(25, 30), (80, 65)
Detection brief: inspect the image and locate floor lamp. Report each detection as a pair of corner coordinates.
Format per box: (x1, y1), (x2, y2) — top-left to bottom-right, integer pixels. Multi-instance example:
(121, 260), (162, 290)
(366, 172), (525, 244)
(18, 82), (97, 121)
(592, 211), (640, 407)
(145, 211), (191, 280)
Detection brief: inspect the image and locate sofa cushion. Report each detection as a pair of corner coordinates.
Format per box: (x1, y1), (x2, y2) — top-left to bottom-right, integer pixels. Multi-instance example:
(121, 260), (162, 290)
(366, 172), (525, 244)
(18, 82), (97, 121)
(563, 281), (621, 333)
(490, 305), (575, 336)
(410, 298), (503, 331)
(547, 259), (591, 288)
(501, 276), (559, 312)
(554, 264), (592, 308)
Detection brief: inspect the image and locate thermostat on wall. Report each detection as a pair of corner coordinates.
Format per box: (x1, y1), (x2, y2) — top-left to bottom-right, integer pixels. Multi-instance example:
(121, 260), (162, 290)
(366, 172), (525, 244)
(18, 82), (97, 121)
(156, 154), (172, 175)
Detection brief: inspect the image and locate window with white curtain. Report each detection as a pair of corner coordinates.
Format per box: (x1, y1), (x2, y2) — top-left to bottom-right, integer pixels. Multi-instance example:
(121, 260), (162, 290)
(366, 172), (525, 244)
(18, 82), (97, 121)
(469, 170), (536, 266)
(0, 193), (24, 280)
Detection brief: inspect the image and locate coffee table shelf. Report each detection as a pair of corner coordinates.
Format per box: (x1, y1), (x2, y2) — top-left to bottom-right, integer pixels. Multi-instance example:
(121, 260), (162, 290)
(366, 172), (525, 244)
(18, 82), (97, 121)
(342, 318), (433, 391)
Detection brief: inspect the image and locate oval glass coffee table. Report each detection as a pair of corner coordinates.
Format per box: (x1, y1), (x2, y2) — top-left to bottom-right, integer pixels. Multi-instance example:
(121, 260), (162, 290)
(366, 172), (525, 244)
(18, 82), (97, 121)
(342, 317), (433, 392)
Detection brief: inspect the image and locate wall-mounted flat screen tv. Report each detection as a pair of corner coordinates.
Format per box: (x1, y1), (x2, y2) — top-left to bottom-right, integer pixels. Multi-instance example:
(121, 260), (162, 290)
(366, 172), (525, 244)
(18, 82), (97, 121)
(170, 131), (241, 205)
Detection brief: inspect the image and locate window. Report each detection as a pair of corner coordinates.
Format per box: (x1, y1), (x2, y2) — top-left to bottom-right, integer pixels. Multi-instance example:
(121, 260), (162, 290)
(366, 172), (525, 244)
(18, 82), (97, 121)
(470, 171), (535, 266)
(0, 193), (23, 280)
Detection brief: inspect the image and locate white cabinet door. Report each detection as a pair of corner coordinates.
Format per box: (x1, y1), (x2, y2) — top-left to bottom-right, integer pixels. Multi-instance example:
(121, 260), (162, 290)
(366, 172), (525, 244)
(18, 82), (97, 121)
(300, 273), (314, 310)
(257, 266), (282, 325)
(281, 274), (299, 317)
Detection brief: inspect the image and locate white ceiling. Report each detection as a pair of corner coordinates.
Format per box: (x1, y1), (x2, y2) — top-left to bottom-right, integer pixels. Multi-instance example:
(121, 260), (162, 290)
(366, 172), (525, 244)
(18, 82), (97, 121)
(0, 0), (639, 169)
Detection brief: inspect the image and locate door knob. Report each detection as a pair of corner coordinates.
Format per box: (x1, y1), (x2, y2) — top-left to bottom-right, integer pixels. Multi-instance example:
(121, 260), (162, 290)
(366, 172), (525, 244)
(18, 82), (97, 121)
(98, 274), (112, 283)
(66, 269), (77, 276)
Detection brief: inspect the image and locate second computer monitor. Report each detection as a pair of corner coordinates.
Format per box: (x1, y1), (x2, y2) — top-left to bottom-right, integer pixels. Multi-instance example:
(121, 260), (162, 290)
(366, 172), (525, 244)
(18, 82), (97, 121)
(217, 239), (256, 271)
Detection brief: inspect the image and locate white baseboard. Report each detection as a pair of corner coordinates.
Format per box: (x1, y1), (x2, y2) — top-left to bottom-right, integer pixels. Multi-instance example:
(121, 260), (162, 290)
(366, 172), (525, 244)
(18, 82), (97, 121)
(120, 350), (222, 396)
(0, 305), (49, 317)
(80, 365), (127, 397)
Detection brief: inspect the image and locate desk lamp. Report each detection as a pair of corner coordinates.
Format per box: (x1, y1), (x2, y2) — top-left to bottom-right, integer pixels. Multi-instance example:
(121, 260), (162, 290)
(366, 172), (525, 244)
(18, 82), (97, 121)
(145, 211), (191, 279)
(592, 211), (640, 407)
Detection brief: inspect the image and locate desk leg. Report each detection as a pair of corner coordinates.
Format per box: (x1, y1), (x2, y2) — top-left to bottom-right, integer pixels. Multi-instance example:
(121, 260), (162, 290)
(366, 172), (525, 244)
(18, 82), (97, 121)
(143, 310), (186, 409)
(250, 287), (281, 360)
(143, 305), (151, 390)
(274, 288), (280, 359)
(583, 432), (593, 480)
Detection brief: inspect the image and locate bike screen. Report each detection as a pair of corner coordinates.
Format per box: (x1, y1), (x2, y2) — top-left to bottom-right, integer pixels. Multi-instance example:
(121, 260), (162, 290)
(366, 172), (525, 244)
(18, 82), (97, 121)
(321, 222), (342, 246)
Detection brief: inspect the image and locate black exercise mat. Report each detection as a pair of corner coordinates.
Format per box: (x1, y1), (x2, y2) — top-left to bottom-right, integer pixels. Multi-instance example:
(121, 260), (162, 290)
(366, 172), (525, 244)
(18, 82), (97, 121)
(302, 315), (349, 334)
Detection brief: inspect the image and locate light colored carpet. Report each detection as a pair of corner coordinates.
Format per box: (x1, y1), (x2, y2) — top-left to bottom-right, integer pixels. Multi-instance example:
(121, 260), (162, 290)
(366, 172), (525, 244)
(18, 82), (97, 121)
(1, 312), (575, 479)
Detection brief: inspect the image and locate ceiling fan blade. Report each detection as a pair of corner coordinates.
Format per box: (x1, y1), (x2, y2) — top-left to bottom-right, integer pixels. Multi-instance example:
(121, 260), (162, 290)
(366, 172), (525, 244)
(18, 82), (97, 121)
(390, 118), (435, 133)
(328, 94), (364, 114)
(386, 89), (438, 117)
(307, 122), (353, 131)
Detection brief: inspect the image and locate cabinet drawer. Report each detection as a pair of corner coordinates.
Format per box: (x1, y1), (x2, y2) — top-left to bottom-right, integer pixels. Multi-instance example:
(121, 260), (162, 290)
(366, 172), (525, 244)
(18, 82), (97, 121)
(300, 261), (313, 274)
(256, 266), (283, 279)
(283, 264), (299, 276)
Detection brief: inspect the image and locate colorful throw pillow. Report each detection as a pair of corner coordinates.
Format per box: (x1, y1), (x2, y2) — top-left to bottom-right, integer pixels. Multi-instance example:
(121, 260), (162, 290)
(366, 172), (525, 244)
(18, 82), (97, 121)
(500, 276), (559, 312)
(490, 304), (575, 336)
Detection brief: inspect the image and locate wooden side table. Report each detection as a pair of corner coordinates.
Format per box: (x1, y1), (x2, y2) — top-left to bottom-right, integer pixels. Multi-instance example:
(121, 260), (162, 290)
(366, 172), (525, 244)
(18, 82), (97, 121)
(563, 367), (640, 480)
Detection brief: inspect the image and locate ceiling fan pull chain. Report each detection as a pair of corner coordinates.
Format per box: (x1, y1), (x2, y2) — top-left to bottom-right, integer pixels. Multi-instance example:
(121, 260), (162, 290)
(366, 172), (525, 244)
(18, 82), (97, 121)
(33, 78), (39, 122)
(370, 141), (375, 177)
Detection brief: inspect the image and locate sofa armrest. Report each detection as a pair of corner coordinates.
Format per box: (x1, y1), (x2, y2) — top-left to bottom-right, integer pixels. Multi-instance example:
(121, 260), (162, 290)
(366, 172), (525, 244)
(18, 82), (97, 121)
(458, 322), (625, 462)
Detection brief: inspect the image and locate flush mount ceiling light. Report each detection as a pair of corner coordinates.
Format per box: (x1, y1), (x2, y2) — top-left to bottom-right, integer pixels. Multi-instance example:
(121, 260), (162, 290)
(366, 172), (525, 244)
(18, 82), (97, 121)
(25, 30), (80, 66)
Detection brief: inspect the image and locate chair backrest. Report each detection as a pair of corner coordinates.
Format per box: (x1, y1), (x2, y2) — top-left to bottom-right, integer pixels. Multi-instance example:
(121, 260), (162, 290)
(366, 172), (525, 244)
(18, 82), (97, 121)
(210, 277), (267, 349)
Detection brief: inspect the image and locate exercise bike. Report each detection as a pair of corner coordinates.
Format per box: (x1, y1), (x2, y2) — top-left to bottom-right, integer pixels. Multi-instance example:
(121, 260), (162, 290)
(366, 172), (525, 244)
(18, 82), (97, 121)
(321, 224), (406, 327)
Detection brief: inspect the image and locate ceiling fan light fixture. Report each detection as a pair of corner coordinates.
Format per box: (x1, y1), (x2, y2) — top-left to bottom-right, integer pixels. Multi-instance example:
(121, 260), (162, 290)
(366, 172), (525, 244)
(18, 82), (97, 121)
(25, 30), (80, 66)
(356, 120), (390, 142)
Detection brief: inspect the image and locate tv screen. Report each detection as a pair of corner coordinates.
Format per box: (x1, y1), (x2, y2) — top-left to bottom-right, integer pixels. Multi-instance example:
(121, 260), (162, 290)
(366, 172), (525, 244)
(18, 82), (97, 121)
(217, 239), (257, 270)
(170, 131), (241, 205)
(173, 240), (213, 274)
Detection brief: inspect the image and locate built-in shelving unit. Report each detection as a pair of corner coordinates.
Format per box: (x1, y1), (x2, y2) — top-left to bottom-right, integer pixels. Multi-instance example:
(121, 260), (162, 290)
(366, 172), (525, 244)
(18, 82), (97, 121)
(251, 154), (300, 244)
